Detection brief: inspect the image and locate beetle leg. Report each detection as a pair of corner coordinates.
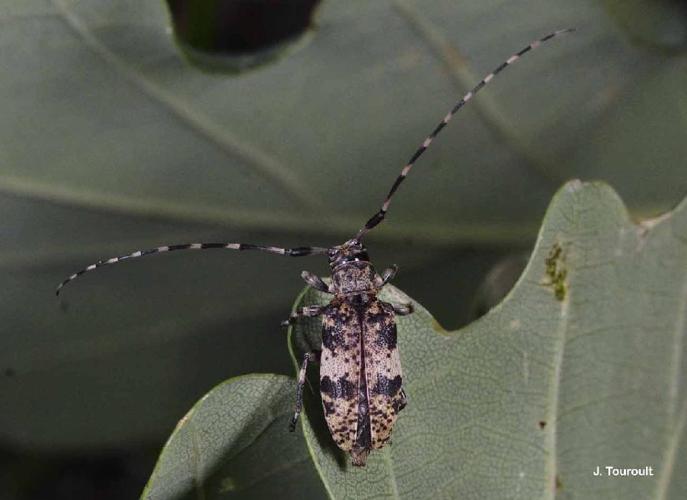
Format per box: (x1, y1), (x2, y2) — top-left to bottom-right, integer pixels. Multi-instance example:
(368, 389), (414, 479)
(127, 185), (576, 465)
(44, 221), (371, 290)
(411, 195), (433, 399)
(280, 305), (325, 327)
(375, 265), (399, 288)
(300, 270), (331, 293)
(398, 388), (408, 411)
(290, 351), (319, 431)
(391, 302), (413, 316)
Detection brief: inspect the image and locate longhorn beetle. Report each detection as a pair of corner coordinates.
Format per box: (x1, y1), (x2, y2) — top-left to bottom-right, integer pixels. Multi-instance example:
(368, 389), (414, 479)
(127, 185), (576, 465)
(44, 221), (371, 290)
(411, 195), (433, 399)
(57, 30), (573, 466)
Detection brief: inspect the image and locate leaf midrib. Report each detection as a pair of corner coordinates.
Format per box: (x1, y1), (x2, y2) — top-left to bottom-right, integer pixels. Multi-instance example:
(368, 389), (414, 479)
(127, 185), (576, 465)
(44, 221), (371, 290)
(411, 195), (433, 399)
(0, 174), (540, 246)
(653, 253), (687, 499)
(544, 294), (570, 499)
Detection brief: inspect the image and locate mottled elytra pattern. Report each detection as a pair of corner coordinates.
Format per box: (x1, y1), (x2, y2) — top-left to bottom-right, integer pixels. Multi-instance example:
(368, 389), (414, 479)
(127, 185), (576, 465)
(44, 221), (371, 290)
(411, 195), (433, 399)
(360, 300), (405, 450)
(317, 294), (406, 465)
(320, 298), (364, 454)
(57, 30), (572, 466)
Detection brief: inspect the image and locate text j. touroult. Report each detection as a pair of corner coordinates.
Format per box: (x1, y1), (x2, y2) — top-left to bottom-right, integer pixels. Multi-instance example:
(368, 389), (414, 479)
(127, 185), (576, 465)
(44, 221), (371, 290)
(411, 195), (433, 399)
(593, 466), (654, 477)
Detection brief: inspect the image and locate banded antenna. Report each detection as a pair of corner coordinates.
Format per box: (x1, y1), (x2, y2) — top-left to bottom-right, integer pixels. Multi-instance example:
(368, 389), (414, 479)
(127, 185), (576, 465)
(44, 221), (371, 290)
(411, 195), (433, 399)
(354, 28), (574, 241)
(56, 243), (328, 295)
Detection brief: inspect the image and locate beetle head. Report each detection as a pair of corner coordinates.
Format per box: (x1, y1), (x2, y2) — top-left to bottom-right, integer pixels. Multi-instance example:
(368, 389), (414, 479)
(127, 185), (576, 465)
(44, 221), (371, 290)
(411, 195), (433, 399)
(328, 239), (370, 270)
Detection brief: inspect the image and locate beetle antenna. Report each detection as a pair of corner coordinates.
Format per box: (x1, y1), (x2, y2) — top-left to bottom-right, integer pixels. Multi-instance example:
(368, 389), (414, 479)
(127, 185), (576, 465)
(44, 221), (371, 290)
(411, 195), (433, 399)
(354, 28), (575, 241)
(56, 242), (329, 295)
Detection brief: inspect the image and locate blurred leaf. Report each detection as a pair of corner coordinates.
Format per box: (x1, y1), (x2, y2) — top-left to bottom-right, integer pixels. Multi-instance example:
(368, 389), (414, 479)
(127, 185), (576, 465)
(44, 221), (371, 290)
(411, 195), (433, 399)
(2, 0), (686, 243)
(284, 181), (687, 498)
(142, 374), (326, 500)
(1, 0), (686, 451)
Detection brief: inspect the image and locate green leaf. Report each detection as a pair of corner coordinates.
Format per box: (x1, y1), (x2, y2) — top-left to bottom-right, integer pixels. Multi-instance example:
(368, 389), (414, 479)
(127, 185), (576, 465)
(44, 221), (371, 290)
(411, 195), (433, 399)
(142, 374), (327, 500)
(2, 0), (686, 451)
(286, 181), (687, 498)
(146, 180), (687, 498)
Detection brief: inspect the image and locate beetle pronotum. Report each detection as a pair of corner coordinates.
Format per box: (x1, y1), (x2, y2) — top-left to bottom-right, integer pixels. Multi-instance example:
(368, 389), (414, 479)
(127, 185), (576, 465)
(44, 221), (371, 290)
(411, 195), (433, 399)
(57, 29), (573, 466)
